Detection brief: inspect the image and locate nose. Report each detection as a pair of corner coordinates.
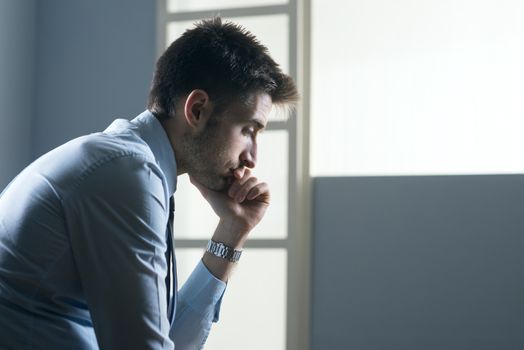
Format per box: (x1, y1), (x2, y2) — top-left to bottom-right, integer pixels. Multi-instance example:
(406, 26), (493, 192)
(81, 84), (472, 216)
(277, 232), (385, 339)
(240, 143), (257, 169)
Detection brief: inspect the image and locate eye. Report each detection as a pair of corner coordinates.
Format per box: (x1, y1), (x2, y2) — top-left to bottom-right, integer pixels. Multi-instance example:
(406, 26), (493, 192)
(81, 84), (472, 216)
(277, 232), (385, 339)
(242, 127), (256, 137)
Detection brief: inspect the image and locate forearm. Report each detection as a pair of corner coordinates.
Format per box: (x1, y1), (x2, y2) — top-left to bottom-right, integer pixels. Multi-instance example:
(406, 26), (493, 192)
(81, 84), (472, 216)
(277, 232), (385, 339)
(170, 260), (226, 349)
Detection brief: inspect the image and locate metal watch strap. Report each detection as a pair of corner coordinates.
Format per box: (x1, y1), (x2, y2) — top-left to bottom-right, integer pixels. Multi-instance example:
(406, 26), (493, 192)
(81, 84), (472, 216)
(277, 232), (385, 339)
(206, 240), (242, 262)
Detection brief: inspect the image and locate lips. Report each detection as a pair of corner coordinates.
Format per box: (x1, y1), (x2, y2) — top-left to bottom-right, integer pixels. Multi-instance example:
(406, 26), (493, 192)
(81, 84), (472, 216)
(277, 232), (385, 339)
(226, 169), (236, 185)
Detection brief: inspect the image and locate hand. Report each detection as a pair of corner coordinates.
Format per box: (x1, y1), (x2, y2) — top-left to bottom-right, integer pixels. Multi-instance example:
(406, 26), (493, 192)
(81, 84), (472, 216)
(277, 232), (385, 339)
(189, 168), (270, 243)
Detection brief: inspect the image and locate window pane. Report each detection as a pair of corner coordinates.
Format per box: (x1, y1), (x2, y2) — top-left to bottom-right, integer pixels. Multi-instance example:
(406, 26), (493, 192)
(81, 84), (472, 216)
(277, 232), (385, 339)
(311, 0), (524, 176)
(249, 130), (289, 238)
(175, 248), (287, 350)
(172, 174), (218, 239)
(167, 0), (287, 13)
(167, 14), (289, 74)
(173, 130), (288, 239)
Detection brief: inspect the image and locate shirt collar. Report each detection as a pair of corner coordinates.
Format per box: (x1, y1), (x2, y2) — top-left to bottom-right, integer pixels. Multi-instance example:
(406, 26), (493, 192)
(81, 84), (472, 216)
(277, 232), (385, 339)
(130, 110), (178, 195)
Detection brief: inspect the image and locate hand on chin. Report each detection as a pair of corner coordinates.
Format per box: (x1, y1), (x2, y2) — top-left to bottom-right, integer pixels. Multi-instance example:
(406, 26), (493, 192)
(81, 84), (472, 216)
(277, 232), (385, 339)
(189, 170), (270, 234)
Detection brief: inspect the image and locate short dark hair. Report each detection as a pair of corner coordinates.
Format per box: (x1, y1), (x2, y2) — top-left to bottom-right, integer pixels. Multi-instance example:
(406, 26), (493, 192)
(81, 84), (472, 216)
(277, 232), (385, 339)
(148, 17), (298, 119)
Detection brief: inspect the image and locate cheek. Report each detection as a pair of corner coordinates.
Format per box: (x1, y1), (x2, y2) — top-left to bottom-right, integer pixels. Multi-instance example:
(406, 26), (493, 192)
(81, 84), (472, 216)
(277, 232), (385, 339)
(213, 127), (248, 161)
(210, 137), (235, 161)
(229, 136), (250, 155)
(222, 130), (245, 153)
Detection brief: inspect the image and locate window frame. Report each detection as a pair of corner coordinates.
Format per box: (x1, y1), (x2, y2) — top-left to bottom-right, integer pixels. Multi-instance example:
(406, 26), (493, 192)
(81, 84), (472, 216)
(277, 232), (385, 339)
(155, 1), (312, 349)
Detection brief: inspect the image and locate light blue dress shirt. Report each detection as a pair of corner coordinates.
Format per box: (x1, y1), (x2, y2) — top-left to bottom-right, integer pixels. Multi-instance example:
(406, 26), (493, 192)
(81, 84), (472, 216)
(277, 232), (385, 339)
(0, 111), (226, 349)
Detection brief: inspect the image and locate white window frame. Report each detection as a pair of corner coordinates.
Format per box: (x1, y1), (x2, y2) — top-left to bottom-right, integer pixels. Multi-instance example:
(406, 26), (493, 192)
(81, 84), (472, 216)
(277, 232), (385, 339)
(155, 1), (312, 349)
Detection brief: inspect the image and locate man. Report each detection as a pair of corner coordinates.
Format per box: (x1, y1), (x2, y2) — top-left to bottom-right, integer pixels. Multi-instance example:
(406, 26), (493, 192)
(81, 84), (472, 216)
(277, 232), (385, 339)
(0, 17), (298, 349)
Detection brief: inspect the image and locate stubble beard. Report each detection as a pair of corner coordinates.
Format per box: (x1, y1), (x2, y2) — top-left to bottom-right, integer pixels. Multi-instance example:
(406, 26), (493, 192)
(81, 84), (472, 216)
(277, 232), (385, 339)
(181, 126), (232, 192)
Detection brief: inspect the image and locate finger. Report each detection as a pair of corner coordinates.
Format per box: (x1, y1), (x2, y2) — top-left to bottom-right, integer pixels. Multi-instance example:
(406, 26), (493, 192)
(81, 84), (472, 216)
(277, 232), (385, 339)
(235, 177), (259, 203)
(246, 182), (270, 202)
(233, 167), (248, 180)
(228, 168), (252, 198)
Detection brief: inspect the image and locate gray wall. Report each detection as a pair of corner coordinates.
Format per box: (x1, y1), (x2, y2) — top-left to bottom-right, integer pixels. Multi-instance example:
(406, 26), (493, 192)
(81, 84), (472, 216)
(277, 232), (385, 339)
(312, 175), (524, 350)
(0, 0), (37, 189)
(32, 0), (156, 157)
(0, 0), (155, 188)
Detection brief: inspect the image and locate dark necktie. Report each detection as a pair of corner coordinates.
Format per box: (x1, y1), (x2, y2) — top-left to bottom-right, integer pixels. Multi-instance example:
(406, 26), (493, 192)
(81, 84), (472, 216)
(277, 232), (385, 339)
(165, 196), (175, 320)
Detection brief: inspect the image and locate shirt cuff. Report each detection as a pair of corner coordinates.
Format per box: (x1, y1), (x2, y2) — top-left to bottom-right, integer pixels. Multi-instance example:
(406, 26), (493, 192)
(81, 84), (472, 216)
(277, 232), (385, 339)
(178, 260), (227, 322)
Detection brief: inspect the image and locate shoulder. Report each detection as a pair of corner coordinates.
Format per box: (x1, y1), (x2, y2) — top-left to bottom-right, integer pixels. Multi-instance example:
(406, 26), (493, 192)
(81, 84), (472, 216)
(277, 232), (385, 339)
(75, 150), (164, 197)
(72, 130), (155, 168)
(61, 151), (169, 224)
(47, 132), (165, 202)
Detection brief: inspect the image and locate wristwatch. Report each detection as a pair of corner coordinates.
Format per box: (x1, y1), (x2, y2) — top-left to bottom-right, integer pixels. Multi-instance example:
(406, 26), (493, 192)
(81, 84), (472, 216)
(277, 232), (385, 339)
(206, 240), (242, 262)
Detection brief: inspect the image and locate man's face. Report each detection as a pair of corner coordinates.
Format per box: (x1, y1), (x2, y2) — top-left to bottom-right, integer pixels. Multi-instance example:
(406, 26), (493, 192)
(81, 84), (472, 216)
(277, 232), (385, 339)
(182, 93), (271, 191)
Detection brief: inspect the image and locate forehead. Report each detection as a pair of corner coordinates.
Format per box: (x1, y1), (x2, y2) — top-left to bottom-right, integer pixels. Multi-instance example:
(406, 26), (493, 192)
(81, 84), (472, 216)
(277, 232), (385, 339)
(222, 93), (272, 126)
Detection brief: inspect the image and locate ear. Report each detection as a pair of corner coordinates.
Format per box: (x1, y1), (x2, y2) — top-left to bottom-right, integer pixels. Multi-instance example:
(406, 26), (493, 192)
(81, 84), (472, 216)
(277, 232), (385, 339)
(183, 89), (213, 132)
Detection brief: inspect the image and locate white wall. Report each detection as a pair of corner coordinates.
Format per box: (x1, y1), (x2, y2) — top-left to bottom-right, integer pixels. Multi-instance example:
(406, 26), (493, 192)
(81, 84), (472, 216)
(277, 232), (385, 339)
(311, 0), (524, 176)
(0, 0), (36, 189)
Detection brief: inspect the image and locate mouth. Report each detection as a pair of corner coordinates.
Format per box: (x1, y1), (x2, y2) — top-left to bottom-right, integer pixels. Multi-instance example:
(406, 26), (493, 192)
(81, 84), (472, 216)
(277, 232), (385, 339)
(226, 170), (235, 185)
(225, 168), (237, 186)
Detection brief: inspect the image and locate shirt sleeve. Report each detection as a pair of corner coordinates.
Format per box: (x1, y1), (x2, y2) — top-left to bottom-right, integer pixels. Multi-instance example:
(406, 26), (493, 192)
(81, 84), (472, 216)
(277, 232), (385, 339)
(169, 259), (227, 349)
(63, 154), (174, 349)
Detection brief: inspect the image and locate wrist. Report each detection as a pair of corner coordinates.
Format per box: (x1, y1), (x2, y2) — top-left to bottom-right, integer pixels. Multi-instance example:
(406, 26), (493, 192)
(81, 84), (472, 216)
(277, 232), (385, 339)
(206, 240), (242, 262)
(213, 219), (250, 249)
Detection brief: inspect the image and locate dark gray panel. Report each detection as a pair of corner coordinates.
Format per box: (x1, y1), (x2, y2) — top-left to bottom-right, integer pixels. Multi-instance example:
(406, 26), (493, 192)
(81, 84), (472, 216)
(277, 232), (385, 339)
(33, 0), (156, 158)
(0, 0), (36, 189)
(312, 175), (524, 350)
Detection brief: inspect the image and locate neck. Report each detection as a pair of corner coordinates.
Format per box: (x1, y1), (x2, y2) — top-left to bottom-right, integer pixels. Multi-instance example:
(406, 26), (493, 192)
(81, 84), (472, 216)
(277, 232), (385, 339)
(158, 116), (187, 176)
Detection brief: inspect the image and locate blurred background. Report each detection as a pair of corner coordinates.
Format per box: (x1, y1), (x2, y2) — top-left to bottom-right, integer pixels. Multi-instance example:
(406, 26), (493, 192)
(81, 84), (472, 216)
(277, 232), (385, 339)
(1, 0), (523, 349)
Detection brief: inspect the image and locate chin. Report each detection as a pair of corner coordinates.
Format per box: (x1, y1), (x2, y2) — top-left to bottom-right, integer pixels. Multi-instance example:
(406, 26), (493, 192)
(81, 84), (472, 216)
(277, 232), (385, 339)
(213, 178), (229, 192)
(198, 175), (228, 192)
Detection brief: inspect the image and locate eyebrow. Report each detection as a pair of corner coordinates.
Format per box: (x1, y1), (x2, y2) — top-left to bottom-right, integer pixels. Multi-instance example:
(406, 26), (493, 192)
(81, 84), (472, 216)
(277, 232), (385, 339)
(251, 118), (266, 131)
